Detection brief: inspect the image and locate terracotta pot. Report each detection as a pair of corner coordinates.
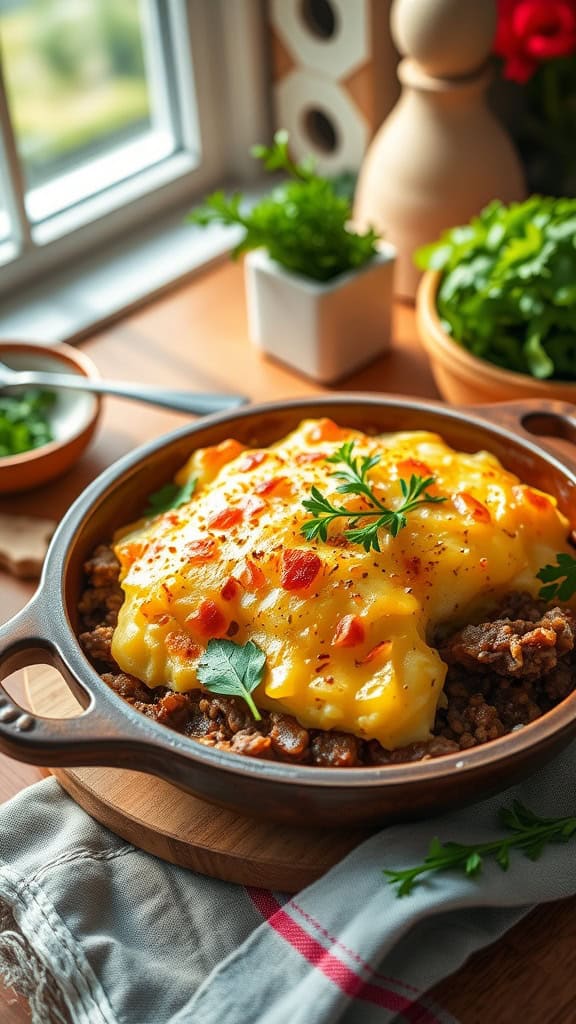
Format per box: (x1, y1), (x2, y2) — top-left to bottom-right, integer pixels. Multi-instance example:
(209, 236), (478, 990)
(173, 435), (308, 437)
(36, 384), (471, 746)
(1, 395), (576, 827)
(417, 271), (576, 406)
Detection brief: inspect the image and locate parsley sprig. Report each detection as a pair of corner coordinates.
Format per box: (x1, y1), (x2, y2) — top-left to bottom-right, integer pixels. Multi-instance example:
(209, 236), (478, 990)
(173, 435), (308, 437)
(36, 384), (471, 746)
(0, 389), (56, 457)
(197, 638), (266, 721)
(385, 800), (576, 897)
(187, 131), (378, 283)
(300, 441), (446, 552)
(537, 552), (576, 601)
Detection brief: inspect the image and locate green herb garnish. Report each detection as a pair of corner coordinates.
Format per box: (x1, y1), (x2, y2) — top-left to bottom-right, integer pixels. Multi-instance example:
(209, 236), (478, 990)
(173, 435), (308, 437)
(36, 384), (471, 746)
(187, 130), (379, 283)
(144, 477), (197, 517)
(416, 196), (576, 380)
(0, 389), (56, 457)
(197, 638), (266, 721)
(300, 441), (446, 552)
(385, 800), (576, 897)
(537, 552), (576, 601)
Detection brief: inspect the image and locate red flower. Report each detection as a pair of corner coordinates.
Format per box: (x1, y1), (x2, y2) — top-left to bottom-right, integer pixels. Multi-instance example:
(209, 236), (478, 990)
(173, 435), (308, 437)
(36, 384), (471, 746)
(495, 0), (576, 82)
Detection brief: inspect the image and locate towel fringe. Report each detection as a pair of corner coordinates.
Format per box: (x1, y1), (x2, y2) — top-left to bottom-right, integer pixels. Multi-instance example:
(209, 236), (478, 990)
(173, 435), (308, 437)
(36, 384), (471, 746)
(0, 900), (71, 1024)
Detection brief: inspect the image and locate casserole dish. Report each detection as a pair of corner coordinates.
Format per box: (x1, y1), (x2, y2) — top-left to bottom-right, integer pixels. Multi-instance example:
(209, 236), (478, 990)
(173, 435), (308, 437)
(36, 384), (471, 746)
(1, 394), (576, 827)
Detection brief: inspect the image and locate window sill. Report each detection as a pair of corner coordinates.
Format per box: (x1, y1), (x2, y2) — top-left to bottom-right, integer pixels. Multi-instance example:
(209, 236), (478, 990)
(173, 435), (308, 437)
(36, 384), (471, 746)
(0, 204), (244, 345)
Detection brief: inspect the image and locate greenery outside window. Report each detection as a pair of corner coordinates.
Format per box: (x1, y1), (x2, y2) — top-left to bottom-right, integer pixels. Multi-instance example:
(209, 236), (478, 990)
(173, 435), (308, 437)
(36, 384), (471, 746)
(0, 0), (268, 322)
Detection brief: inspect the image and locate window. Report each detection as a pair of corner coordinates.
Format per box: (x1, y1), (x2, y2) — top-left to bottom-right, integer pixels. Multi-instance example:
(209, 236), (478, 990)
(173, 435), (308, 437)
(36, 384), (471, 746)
(0, 194), (10, 245)
(4, 1), (156, 200)
(0, 0), (269, 316)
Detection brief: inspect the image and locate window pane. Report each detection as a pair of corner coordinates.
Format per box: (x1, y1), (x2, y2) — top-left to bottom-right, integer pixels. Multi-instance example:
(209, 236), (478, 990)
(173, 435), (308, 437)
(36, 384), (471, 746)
(0, 0), (176, 220)
(0, 200), (11, 244)
(0, 148), (14, 245)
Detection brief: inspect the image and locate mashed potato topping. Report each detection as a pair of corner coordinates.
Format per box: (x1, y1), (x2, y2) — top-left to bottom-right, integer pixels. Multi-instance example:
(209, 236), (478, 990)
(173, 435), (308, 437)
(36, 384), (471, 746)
(111, 418), (572, 749)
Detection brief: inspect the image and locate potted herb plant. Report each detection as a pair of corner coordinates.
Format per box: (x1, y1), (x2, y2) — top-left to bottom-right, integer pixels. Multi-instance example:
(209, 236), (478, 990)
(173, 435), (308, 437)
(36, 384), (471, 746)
(415, 195), (576, 404)
(188, 131), (396, 384)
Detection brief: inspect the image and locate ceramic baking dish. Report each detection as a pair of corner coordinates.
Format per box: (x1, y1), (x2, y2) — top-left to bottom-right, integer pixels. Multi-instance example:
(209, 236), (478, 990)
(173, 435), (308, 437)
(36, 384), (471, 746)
(1, 395), (576, 826)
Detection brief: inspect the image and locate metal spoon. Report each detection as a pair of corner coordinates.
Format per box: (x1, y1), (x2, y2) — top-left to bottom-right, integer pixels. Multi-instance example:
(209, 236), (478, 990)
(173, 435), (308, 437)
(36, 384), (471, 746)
(0, 359), (247, 415)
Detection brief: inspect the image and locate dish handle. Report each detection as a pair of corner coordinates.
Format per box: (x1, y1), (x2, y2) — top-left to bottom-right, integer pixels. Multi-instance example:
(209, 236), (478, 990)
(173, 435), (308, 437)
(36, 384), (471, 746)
(470, 399), (576, 467)
(0, 594), (141, 767)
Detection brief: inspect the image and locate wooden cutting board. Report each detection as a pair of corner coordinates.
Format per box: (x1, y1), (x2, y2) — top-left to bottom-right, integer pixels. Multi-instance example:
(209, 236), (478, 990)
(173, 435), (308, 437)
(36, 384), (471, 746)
(25, 666), (374, 891)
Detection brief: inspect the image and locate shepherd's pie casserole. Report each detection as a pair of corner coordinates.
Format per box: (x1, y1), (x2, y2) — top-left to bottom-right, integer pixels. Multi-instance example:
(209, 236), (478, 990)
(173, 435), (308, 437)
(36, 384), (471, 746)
(78, 418), (576, 764)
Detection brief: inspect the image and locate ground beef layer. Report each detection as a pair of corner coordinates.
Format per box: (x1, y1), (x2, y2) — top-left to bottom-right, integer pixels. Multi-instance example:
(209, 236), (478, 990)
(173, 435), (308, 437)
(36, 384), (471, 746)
(78, 545), (576, 768)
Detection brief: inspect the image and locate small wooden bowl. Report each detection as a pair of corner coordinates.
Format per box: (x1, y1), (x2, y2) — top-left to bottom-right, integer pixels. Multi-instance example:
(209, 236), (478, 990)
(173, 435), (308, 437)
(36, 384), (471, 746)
(0, 342), (101, 493)
(417, 271), (576, 405)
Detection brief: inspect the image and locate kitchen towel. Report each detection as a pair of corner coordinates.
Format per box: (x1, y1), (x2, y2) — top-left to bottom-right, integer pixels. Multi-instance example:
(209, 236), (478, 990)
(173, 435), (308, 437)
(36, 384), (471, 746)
(0, 741), (575, 1024)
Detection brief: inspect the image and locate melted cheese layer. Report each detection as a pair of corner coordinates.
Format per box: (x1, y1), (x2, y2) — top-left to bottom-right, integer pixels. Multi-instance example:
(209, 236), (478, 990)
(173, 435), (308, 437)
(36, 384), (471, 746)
(111, 419), (572, 749)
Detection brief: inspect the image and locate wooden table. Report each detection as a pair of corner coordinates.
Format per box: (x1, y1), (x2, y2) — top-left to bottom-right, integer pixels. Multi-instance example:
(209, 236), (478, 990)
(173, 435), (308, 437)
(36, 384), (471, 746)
(0, 261), (574, 1024)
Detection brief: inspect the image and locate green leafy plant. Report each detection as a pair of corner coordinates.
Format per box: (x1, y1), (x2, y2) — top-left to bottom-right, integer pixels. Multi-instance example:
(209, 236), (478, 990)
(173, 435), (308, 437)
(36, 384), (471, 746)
(537, 552), (576, 601)
(385, 800), (576, 897)
(300, 441), (446, 552)
(0, 389), (56, 457)
(197, 638), (266, 721)
(144, 477), (197, 517)
(187, 130), (379, 283)
(416, 196), (576, 380)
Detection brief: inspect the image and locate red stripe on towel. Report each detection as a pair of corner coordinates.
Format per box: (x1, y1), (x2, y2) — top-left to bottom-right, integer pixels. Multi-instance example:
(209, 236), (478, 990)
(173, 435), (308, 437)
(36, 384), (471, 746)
(246, 888), (441, 1023)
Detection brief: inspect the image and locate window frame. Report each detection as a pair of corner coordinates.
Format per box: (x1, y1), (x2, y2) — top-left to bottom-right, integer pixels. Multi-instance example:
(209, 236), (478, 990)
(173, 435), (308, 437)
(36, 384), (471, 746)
(0, 0), (270, 302)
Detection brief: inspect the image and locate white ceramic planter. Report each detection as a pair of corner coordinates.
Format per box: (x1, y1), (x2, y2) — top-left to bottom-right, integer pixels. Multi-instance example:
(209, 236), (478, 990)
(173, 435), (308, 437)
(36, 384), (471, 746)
(244, 243), (396, 384)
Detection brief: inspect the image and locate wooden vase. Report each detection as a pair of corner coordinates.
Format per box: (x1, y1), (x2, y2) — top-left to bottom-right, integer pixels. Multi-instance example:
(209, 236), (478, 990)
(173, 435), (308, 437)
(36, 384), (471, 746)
(353, 0), (526, 299)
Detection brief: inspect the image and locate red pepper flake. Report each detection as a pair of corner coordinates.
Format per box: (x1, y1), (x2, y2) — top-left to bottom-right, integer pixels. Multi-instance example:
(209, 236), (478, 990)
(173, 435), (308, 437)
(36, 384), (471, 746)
(237, 559), (266, 590)
(237, 451), (268, 472)
(358, 640), (392, 664)
(145, 540), (165, 564)
(305, 418), (348, 444)
(294, 451), (328, 464)
(404, 556), (422, 577)
(514, 485), (552, 512)
(239, 494), (267, 518)
(280, 548), (322, 591)
(185, 538), (217, 564)
(118, 541), (148, 568)
(208, 506), (243, 530)
(479, 557), (488, 570)
(217, 439), (245, 458)
(332, 534), (349, 548)
(199, 438), (246, 473)
(396, 458), (433, 479)
(332, 615), (365, 648)
(161, 582), (174, 601)
(254, 476), (290, 497)
(165, 630), (201, 659)
(221, 577), (240, 601)
(186, 599), (228, 639)
(452, 491), (491, 524)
